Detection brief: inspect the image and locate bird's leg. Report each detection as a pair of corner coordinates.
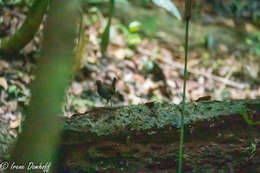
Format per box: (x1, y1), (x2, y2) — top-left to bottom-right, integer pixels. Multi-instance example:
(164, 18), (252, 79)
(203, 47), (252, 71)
(106, 98), (112, 107)
(106, 99), (110, 107)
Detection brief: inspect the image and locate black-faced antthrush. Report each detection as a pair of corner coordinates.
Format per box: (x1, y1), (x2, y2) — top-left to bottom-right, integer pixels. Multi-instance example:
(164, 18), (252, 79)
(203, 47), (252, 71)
(96, 78), (117, 106)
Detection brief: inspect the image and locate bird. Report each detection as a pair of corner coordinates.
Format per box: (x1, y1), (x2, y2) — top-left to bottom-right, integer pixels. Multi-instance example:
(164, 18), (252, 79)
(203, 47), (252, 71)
(96, 78), (117, 106)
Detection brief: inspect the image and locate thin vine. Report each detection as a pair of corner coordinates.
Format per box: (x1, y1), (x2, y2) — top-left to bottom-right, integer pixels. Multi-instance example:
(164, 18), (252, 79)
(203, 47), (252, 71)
(178, 0), (192, 172)
(101, 0), (115, 56)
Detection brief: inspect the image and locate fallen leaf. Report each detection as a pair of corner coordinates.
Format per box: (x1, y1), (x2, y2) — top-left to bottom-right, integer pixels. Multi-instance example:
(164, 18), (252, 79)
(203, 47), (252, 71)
(10, 119), (21, 129)
(0, 77), (8, 90)
(77, 106), (87, 114)
(71, 82), (83, 96)
(9, 129), (17, 138)
(114, 48), (126, 60)
(245, 23), (256, 33)
(0, 60), (9, 72)
(0, 107), (4, 114)
(7, 101), (18, 112)
(22, 74), (31, 84)
(10, 113), (21, 129)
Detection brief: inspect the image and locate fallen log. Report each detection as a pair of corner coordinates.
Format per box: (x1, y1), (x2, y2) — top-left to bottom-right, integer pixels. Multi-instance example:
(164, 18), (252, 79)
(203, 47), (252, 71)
(1, 99), (260, 172)
(63, 99), (260, 142)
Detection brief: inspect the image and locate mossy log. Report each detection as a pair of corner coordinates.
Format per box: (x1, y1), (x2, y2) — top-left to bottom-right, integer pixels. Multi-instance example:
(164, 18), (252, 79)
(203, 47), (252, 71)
(1, 99), (260, 172)
(56, 99), (260, 172)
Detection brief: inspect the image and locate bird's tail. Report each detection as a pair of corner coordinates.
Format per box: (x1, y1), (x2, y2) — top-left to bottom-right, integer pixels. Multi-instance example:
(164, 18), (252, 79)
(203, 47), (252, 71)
(112, 77), (117, 91)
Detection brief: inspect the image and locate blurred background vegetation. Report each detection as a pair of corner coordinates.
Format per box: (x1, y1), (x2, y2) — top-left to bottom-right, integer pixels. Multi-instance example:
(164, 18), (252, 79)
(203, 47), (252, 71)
(0, 0), (259, 115)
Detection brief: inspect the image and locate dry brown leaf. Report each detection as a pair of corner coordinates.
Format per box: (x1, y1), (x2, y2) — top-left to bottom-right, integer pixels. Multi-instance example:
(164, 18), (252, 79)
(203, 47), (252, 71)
(10, 119), (20, 129)
(133, 74), (145, 84)
(0, 107), (4, 115)
(71, 82), (83, 96)
(219, 44), (228, 52)
(77, 106), (87, 114)
(245, 23), (256, 33)
(10, 114), (21, 129)
(0, 60), (9, 72)
(22, 74), (31, 84)
(114, 48), (126, 60)
(0, 77), (8, 90)
(9, 129), (17, 138)
(7, 101), (17, 112)
(222, 18), (234, 27)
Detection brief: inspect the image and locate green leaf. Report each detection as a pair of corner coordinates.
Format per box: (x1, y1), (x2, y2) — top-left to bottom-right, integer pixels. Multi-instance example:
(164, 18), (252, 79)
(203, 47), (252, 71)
(9, 0), (22, 5)
(144, 59), (154, 72)
(115, 0), (128, 4)
(88, 0), (127, 3)
(116, 24), (129, 36)
(88, 0), (106, 4)
(128, 21), (142, 33)
(101, 23), (110, 55)
(152, 0), (181, 20)
(101, 0), (115, 55)
(127, 33), (141, 45)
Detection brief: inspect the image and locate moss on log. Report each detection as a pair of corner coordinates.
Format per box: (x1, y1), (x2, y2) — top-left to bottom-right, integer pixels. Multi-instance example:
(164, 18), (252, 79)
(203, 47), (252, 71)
(0, 119), (15, 160)
(63, 99), (260, 140)
(59, 99), (260, 172)
(0, 99), (259, 172)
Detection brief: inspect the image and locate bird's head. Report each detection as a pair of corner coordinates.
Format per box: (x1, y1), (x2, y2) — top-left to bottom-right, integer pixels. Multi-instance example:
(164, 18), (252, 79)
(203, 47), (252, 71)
(95, 80), (102, 88)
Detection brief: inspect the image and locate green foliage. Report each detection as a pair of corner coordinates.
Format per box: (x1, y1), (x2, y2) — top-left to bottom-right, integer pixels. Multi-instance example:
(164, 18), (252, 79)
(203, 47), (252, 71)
(71, 96), (94, 109)
(116, 23), (142, 46)
(100, 0), (180, 55)
(141, 16), (158, 36)
(248, 142), (257, 158)
(151, 0), (181, 20)
(240, 106), (260, 126)
(144, 59), (155, 72)
(101, 23), (111, 55)
(128, 21), (141, 33)
(7, 85), (19, 98)
(151, 95), (163, 103)
(127, 22), (142, 45)
(130, 0), (181, 19)
(204, 33), (217, 50)
(88, 0), (127, 4)
(245, 32), (260, 58)
(211, 0), (260, 21)
(87, 0), (182, 20)
(127, 33), (141, 45)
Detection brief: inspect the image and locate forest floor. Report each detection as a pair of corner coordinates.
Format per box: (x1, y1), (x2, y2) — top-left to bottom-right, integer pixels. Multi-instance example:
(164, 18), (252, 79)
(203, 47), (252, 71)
(0, 2), (260, 172)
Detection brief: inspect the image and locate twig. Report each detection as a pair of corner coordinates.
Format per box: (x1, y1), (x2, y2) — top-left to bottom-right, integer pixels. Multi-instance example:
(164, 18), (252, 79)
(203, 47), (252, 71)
(138, 48), (248, 90)
(178, 0), (192, 171)
(171, 62), (249, 89)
